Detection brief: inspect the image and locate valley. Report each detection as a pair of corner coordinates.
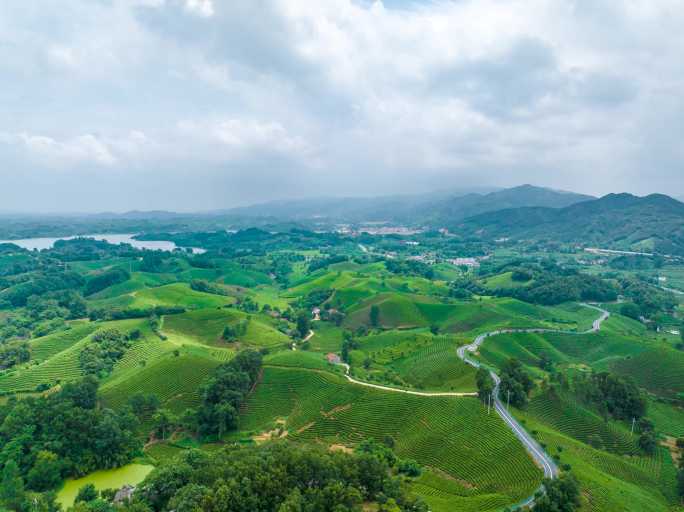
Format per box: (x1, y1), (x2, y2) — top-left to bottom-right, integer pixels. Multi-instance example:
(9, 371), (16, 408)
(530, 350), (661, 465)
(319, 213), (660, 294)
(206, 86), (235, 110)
(0, 211), (682, 511)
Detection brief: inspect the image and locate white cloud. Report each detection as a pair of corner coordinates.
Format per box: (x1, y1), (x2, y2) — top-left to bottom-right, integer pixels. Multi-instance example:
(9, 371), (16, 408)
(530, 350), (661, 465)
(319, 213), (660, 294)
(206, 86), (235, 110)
(184, 0), (213, 18)
(17, 133), (117, 167)
(0, 0), (683, 210)
(176, 118), (312, 161)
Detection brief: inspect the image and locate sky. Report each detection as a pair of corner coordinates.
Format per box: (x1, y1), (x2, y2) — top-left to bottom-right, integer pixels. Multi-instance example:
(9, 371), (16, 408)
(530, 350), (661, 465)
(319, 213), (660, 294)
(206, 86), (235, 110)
(1, 0), (683, 212)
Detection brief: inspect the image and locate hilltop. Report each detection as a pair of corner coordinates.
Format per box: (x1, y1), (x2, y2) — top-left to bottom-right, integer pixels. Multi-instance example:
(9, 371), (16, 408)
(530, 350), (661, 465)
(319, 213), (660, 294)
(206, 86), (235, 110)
(226, 185), (594, 226)
(459, 193), (684, 255)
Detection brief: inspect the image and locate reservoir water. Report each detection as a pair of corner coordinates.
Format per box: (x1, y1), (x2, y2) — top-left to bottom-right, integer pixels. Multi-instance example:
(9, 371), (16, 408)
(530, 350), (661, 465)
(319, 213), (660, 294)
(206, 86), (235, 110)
(57, 463), (154, 508)
(0, 233), (205, 254)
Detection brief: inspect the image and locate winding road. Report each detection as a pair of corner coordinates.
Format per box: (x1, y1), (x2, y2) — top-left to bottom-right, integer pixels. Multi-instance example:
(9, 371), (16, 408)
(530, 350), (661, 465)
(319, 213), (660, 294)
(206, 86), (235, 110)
(456, 303), (610, 506)
(334, 302), (610, 509)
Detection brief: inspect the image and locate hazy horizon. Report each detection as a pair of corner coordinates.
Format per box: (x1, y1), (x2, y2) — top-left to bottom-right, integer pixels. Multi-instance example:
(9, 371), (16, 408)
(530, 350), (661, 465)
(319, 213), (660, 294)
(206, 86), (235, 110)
(2, 1), (684, 212)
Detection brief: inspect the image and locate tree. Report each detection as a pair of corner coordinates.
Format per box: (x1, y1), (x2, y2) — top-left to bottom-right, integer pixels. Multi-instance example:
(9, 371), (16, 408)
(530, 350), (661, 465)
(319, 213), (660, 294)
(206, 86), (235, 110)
(153, 409), (176, 440)
(215, 403), (238, 439)
(0, 460), (25, 511)
(27, 450), (62, 491)
(538, 352), (554, 372)
(397, 459), (422, 477)
(532, 473), (581, 512)
(370, 305), (380, 328)
(639, 430), (657, 454)
(167, 483), (211, 512)
(499, 358), (534, 408)
(475, 367), (494, 403)
(76, 483), (99, 503)
(179, 408), (199, 436)
(278, 488), (304, 512)
(296, 311), (310, 339)
(637, 419), (657, 454)
(620, 302), (641, 321)
(129, 393), (160, 417)
(32, 491), (61, 512)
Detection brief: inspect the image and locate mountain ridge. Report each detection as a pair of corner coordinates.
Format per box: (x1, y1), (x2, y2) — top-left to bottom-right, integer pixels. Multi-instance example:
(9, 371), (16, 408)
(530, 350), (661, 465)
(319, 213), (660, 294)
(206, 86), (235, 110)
(458, 193), (684, 254)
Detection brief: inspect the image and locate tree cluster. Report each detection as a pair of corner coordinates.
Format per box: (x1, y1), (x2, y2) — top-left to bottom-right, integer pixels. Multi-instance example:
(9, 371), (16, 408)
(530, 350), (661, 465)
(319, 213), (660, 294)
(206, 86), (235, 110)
(190, 279), (228, 296)
(307, 254), (348, 273)
(0, 377), (140, 502)
(221, 319), (249, 342)
(134, 442), (427, 512)
(385, 259), (434, 280)
(531, 473), (581, 512)
(574, 371), (646, 421)
(84, 268), (130, 297)
(196, 350), (262, 438)
(0, 270), (85, 308)
(499, 358), (535, 408)
(507, 273), (618, 306)
(88, 305), (185, 322)
(620, 278), (676, 318)
(79, 329), (133, 377)
(0, 342), (30, 370)
(475, 367), (494, 403)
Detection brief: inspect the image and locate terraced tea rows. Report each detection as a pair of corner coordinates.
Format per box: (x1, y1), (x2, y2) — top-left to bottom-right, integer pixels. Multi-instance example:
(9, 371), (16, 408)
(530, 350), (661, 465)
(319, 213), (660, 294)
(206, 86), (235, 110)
(387, 336), (477, 392)
(163, 308), (289, 348)
(239, 366), (541, 510)
(29, 323), (99, 363)
(100, 353), (222, 413)
(513, 410), (678, 512)
(526, 390), (638, 455)
(0, 339), (84, 393)
(610, 348), (684, 399)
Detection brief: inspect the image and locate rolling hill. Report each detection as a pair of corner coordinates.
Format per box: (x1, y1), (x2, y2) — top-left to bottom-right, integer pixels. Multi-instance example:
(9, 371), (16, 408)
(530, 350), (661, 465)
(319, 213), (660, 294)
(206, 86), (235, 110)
(225, 185), (593, 226)
(459, 193), (684, 254)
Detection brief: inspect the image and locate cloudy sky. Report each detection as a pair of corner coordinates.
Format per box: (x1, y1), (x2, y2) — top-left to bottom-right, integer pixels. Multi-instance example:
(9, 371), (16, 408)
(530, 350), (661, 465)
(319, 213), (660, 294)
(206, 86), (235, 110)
(1, 0), (683, 212)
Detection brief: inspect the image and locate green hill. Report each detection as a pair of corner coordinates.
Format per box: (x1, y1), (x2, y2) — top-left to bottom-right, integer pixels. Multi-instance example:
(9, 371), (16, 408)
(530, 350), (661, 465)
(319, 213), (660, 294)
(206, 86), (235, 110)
(239, 366), (542, 512)
(162, 308), (290, 349)
(459, 193), (684, 255)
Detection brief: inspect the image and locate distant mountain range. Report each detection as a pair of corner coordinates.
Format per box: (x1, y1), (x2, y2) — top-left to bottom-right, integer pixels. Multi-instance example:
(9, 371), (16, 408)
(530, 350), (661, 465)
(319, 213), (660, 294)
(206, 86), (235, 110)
(2, 185), (682, 255)
(225, 185), (594, 226)
(459, 193), (684, 255)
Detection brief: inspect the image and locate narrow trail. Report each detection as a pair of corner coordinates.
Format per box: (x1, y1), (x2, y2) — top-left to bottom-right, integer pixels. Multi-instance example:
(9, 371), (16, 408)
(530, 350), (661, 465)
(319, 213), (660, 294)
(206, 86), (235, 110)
(336, 361), (477, 397)
(331, 302), (610, 509)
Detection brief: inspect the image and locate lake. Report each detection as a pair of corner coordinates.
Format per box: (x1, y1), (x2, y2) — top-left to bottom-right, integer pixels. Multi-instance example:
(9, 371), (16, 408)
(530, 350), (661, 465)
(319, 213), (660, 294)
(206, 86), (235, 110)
(0, 233), (205, 254)
(57, 463), (154, 508)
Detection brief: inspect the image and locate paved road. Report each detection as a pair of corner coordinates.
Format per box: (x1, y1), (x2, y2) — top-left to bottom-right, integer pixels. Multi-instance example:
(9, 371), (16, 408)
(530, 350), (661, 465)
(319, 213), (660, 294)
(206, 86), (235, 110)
(661, 285), (684, 296)
(327, 303), (609, 508)
(456, 303), (610, 506)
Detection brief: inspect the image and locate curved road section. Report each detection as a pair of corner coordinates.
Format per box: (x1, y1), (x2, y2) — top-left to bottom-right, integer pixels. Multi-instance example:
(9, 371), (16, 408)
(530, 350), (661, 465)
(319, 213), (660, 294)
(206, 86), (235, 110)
(457, 303), (610, 505)
(332, 303), (609, 508)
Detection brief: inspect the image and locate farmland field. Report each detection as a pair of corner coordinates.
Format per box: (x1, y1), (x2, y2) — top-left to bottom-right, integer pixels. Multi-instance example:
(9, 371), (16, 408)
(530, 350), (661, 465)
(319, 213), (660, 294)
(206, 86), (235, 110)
(239, 366), (542, 511)
(0, 229), (682, 512)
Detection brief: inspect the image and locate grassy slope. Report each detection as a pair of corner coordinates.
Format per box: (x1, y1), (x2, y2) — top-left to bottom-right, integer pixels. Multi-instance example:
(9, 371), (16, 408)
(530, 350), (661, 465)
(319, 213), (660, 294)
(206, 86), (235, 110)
(100, 351), (222, 414)
(513, 402), (679, 512)
(129, 283), (232, 309)
(162, 308), (289, 348)
(354, 330), (477, 392)
(0, 319), (149, 394)
(239, 366), (542, 512)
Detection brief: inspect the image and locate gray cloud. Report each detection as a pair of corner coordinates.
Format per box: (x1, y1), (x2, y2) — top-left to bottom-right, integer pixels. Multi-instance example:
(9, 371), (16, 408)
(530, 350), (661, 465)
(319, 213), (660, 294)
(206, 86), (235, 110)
(0, 0), (682, 212)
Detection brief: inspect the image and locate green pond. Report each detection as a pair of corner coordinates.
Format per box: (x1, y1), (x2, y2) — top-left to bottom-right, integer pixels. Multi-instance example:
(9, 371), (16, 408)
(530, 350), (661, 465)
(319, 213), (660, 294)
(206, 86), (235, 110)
(57, 463), (154, 508)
